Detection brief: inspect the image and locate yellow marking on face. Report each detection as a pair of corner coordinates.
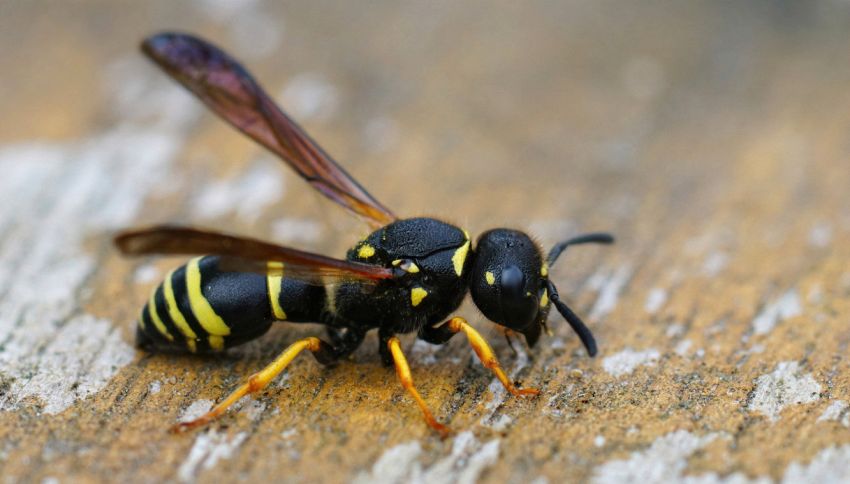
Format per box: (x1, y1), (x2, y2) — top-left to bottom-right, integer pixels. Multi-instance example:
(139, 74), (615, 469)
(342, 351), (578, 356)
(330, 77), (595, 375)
(358, 244), (376, 258)
(411, 287), (428, 307)
(209, 335), (225, 351)
(147, 289), (174, 342)
(186, 258), (231, 336)
(392, 259), (401, 266)
(406, 262), (420, 273)
(485, 271), (496, 286)
(540, 288), (549, 308)
(163, 269), (197, 341)
(452, 240), (471, 276)
(541, 263), (549, 277)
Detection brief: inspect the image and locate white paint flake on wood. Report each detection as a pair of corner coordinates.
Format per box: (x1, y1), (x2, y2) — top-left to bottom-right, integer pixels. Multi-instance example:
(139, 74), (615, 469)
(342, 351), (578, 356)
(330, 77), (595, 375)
(589, 265), (633, 320)
(817, 400), (849, 427)
(644, 287), (667, 314)
(752, 289), (802, 335)
(0, 57), (201, 415)
(591, 430), (771, 484)
(279, 73), (339, 122)
(782, 445), (850, 483)
(190, 159), (284, 223)
(808, 222), (833, 248)
(178, 400), (215, 423)
(748, 361), (821, 422)
(178, 430), (249, 482)
(353, 431), (501, 484)
(602, 348), (660, 377)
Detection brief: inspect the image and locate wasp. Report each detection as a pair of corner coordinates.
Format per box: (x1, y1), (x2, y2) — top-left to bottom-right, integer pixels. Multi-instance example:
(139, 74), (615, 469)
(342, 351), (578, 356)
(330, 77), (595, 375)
(115, 32), (614, 436)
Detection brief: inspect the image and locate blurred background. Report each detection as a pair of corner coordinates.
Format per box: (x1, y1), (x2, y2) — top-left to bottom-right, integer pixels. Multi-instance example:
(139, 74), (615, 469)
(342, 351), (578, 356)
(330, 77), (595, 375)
(1, 1), (850, 482)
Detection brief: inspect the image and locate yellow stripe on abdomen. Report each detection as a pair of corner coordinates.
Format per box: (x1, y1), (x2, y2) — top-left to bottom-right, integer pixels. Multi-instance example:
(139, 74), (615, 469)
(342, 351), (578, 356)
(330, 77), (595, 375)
(208, 335), (225, 351)
(186, 257), (231, 336)
(267, 261), (287, 320)
(267, 282), (287, 321)
(163, 268), (198, 352)
(147, 289), (174, 342)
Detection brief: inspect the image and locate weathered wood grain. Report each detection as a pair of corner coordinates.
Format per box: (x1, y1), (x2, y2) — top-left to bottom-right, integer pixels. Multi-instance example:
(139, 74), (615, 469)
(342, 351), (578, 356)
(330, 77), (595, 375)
(2, 1), (850, 483)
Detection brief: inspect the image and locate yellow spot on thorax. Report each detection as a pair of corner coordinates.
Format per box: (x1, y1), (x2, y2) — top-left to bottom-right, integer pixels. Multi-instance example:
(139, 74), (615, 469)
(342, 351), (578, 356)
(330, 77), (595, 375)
(452, 240), (471, 276)
(186, 258), (231, 336)
(485, 271), (496, 285)
(267, 262), (288, 320)
(411, 287), (428, 307)
(358, 244), (376, 258)
(541, 263), (549, 277)
(540, 288), (549, 308)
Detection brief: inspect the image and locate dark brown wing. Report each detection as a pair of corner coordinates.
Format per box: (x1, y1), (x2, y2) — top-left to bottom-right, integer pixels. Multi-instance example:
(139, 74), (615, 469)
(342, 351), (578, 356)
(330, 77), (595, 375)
(115, 225), (394, 284)
(142, 32), (397, 228)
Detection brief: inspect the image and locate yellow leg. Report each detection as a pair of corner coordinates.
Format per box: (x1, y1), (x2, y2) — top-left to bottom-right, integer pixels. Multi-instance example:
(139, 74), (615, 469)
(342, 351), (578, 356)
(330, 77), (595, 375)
(387, 337), (450, 437)
(171, 337), (324, 433)
(447, 317), (540, 397)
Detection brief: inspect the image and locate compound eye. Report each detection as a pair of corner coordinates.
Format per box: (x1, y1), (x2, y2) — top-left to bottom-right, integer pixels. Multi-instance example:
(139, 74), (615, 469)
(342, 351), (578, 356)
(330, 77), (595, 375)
(500, 265), (525, 297)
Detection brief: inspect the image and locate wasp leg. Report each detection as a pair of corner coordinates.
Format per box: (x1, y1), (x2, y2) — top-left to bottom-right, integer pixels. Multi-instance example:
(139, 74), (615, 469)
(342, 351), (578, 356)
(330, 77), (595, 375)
(446, 317), (540, 397)
(379, 328), (395, 366)
(418, 322), (455, 345)
(171, 336), (335, 433)
(387, 336), (450, 437)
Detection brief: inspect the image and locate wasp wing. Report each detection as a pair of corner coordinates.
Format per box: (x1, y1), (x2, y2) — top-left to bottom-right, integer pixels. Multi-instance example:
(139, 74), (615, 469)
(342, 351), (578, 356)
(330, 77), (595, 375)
(142, 32), (397, 228)
(115, 225), (393, 284)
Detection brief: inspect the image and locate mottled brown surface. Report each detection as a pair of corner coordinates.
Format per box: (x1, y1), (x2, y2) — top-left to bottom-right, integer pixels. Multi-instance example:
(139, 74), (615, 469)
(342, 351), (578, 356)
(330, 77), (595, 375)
(2, 2), (850, 483)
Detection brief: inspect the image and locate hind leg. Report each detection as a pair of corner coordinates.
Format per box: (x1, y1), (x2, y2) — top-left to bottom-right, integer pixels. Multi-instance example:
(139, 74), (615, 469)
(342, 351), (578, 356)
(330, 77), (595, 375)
(171, 336), (337, 433)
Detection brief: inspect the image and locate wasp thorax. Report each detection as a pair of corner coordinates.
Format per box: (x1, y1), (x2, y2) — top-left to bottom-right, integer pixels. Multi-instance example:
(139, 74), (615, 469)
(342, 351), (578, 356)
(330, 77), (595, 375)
(470, 228), (547, 345)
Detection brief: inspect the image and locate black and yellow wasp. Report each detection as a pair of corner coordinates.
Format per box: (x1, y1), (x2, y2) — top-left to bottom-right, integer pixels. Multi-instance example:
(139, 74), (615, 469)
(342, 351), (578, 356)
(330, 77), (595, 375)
(116, 32), (614, 435)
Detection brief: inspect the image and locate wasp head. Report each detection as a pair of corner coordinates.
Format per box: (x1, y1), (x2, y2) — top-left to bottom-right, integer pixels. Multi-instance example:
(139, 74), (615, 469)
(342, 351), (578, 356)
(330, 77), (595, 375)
(469, 229), (549, 346)
(469, 229), (613, 355)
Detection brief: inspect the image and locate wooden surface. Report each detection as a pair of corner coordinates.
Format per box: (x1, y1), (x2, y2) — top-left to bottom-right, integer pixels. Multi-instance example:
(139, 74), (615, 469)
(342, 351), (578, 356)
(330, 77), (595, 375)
(2, 1), (850, 483)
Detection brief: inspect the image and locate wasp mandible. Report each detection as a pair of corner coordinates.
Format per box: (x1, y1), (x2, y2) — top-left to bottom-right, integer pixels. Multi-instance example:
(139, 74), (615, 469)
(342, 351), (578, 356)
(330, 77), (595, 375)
(115, 32), (614, 436)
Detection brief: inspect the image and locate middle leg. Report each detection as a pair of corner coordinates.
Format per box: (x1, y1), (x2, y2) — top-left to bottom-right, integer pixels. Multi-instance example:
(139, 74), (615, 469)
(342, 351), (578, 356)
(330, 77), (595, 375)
(386, 336), (450, 437)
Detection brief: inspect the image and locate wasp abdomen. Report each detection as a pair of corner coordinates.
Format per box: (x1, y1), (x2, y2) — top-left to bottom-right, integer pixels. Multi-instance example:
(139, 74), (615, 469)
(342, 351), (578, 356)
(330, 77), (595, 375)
(137, 256), (326, 353)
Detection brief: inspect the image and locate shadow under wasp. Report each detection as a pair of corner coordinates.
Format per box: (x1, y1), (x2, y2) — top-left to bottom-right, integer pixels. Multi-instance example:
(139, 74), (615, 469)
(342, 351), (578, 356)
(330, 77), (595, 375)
(115, 32), (615, 436)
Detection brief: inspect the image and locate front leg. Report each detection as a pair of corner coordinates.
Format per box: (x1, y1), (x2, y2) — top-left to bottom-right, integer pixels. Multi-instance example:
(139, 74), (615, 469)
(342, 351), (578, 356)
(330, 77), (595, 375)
(445, 317), (539, 397)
